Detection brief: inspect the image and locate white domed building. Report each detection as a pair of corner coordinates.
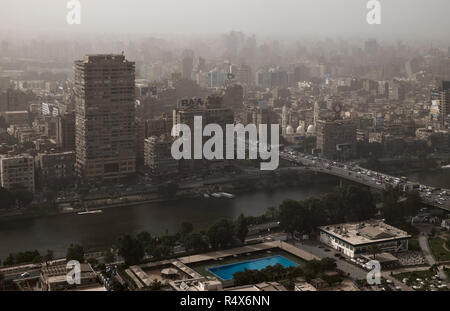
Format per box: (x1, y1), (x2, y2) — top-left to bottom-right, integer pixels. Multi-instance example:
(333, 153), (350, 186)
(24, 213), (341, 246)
(283, 122), (309, 145)
(306, 124), (316, 136)
(285, 125), (294, 135)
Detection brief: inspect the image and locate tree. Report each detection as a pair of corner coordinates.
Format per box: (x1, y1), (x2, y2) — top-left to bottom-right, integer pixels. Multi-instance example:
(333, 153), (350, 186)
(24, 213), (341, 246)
(319, 257), (338, 270)
(3, 250), (42, 265)
(278, 200), (306, 237)
(44, 249), (54, 263)
(149, 244), (172, 259)
(265, 206), (279, 220)
(180, 222), (194, 237)
(233, 264), (304, 286)
(66, 244), (85, 263)
(368, 245), (381, 260)
(208, 219), (235, 249)
(303, 198), (326, 233)
(381, 185), (404, 224)
(11, 189), (34, 208)
(150, 280), (163, 291)
(0, 187), (15, 209)
(340, 186), (376, 222)
(321, 192), (345, 224)
(103, 250), (115, 264)
(110, 280), (127, 291)
(404, 190), (422, 216)
(3, 254), (15, 266)
(235, 214), (249, 244)
(184, 233), (209, 253)
(136, 231), (152, 246)
(118, 235), (145, 265)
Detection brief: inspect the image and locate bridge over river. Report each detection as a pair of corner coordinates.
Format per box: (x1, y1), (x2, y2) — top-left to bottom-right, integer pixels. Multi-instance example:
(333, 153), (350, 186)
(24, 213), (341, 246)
(280, 150), (450, 212)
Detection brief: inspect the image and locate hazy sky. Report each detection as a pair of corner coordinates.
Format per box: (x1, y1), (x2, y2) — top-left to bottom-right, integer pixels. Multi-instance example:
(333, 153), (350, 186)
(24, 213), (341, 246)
(1, 0), (449, 39)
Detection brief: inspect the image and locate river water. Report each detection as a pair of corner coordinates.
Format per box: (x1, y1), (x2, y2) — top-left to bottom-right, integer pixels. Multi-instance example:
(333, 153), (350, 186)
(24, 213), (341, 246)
(0, 184), (337, 259)
(1, 168), (448, 260)
(406, 168), (450, 188)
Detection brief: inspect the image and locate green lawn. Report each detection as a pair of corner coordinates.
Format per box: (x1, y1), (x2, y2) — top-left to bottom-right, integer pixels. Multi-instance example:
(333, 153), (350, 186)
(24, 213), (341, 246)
(428, 237), (450, 262)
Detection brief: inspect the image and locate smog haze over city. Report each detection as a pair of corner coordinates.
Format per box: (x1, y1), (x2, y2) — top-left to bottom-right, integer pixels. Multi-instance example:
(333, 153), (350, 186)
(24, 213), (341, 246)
(1, 0), (450, 39)
(0, 0), (450, 302)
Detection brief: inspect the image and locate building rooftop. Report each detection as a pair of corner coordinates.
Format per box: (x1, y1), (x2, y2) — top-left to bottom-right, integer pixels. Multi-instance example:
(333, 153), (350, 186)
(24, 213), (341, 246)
(318, 220), (410, 246)
(169, 277), (222, 291)
(229, 282), (287, 292)
(82, 54), (126, 63)
(294, 281), (317, 291)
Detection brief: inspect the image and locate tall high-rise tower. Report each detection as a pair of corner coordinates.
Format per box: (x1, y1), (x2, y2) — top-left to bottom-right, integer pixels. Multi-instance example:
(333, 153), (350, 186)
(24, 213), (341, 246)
(441, 81), (450, 128)
(74, 54), (136, 181)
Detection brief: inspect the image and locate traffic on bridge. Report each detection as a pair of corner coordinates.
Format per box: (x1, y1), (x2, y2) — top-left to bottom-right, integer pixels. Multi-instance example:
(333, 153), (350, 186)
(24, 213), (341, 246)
(280, 149), (450, 212)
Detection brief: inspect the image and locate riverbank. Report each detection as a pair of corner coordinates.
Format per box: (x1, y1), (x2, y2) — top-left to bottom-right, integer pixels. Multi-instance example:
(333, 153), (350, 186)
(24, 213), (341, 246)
(0, 168), (337, 223)
(0, 183), (338, 259)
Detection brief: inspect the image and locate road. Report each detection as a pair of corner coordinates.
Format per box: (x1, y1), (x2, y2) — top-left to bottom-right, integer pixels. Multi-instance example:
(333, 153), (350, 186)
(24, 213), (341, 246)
(293, 240), (368, 280)
(293, 240), (413, 291)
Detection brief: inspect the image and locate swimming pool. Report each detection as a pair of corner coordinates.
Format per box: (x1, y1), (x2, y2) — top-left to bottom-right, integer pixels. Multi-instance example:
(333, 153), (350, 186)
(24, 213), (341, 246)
(208, 255), (299, 281)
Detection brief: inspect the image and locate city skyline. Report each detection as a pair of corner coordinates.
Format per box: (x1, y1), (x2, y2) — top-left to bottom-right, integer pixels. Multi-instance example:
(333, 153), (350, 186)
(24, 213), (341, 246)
(1, 0), (450, 296)
(1, 0), (450, 41)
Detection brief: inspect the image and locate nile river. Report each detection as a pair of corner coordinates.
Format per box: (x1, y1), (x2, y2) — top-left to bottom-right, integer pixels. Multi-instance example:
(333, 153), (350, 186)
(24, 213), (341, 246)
(0, 184), (336, 259)
(1, 168), (448, 260)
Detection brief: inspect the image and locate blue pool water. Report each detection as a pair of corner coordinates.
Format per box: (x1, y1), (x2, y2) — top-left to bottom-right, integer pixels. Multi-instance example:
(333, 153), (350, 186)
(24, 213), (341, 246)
(208, 255), (299, 281)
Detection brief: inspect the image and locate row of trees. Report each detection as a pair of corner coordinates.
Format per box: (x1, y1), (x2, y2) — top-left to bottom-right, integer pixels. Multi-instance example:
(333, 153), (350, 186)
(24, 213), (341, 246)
(276, 184), (424, 238)
(278, 186), (376, 237)
(0, 187), (33, 210)
(3, 249), (54, 266)
(233, 257), (339, 286)
(117, 215), (250, 266)
(1, 244), (93, 268)
(381, 185), (422, 227)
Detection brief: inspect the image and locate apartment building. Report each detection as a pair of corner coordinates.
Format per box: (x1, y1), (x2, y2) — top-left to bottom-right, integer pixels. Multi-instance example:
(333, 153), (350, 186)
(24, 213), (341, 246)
(0, 154), (35, 193)
(74, 54), (136, 181)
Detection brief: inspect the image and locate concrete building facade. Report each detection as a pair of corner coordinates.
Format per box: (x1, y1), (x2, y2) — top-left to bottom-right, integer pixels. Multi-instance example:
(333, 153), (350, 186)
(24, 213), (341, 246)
(319, 220), (410, 258)
(144, 136), (178, 176)
(316, 119), (356, 160)
(0, 154), (35, 193)
(74, 54), (136, 181)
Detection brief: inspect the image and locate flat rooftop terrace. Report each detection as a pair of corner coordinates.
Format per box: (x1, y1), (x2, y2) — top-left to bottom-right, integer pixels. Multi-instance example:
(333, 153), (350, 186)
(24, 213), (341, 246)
(319, 220), (411, 246)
